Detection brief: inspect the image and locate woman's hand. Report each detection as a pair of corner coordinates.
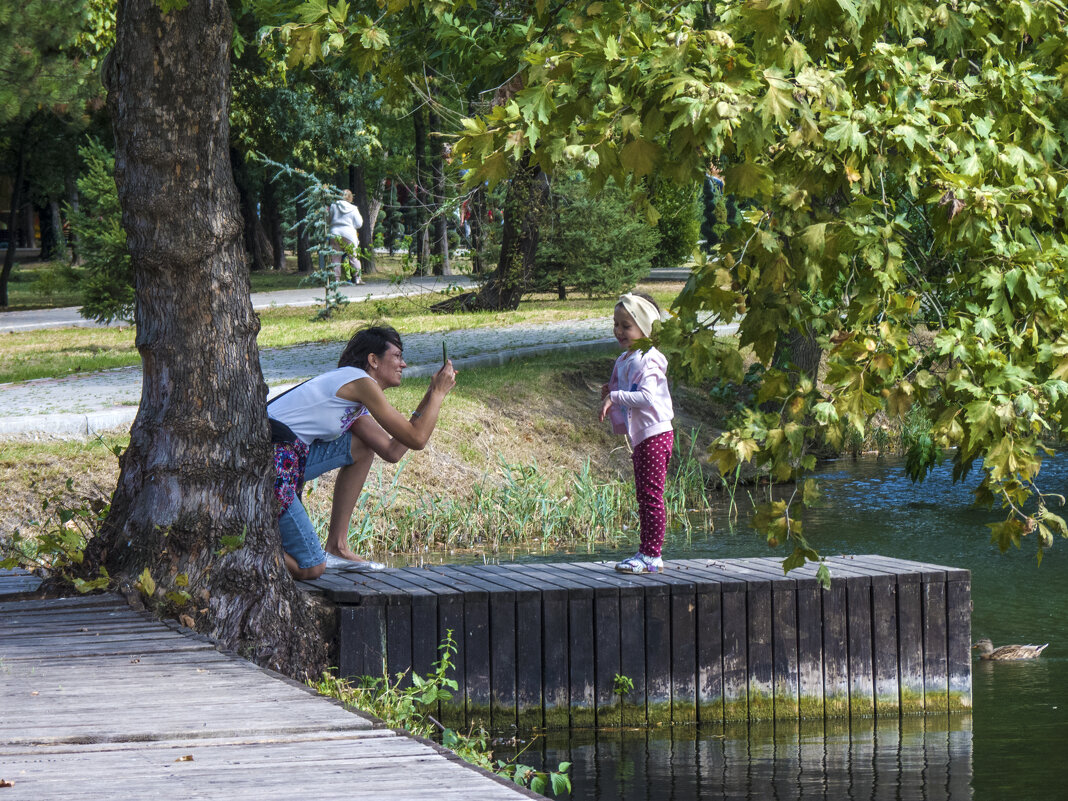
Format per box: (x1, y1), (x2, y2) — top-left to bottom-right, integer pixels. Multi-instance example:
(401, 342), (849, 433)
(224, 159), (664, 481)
(431, 360), (457, 396)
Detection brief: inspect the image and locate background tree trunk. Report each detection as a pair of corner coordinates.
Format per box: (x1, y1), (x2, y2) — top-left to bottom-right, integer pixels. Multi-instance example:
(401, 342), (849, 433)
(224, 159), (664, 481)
(294, 194), (313, 273)
(262, 178), (285, 271)
(0, 129), (28, 307)
(93, 0), (328, 678)
(438, 156), (546, 312)
(233, 151), (268, 271)
(412, 104), (430, 274)
(427, 108), (451, 276)
(350, 164), (375, 274)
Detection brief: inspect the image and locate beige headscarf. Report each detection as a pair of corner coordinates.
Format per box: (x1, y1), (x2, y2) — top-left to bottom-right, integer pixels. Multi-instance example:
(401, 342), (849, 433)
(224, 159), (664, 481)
(618, 293), (660, 337)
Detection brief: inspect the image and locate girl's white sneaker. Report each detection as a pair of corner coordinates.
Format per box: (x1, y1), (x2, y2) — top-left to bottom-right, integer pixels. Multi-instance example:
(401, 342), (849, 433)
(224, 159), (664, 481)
(615, 552), (663, 574)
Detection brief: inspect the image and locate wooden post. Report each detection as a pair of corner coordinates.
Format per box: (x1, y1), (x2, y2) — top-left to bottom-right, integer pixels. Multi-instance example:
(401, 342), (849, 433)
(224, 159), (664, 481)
(424, 568), (492, 727)
(452, 566), (520, 730)
(502, 564), (571, 728)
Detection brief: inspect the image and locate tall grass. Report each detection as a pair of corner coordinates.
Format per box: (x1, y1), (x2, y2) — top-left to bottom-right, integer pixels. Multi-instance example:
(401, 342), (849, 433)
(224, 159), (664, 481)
(311, 432), (717, 558)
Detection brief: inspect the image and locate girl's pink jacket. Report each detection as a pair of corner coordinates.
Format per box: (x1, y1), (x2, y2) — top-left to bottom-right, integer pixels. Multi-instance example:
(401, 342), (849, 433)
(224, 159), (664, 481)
(607, 346), (674, 447)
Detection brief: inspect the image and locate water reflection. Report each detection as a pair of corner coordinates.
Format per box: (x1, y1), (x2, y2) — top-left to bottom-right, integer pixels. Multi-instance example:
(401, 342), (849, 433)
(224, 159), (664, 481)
(515, 717), (972, 801)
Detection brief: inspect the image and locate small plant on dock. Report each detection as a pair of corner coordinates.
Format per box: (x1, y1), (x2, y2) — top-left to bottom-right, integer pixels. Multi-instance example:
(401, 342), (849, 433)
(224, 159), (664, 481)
(613, 673), (634, 697)
(313, 632), (571, 797)
(0, 478), (110, 593)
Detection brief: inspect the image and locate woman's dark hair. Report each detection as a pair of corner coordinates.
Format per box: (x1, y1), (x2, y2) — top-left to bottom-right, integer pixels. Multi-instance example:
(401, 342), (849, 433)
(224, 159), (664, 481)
(338, 326), (403, 369)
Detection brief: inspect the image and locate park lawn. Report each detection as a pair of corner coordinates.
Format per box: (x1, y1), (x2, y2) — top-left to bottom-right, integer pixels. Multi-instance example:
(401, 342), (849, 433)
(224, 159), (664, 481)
(0, 281), (685, 384)
(0, 352), (726, 561)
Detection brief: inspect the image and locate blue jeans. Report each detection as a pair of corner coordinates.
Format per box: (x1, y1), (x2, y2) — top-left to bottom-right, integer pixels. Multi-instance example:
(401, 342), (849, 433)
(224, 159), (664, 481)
(278, 433), (354, 569)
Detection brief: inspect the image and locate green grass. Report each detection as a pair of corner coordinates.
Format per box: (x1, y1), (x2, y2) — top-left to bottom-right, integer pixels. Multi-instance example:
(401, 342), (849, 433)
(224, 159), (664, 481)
(0, 281), (684, 384)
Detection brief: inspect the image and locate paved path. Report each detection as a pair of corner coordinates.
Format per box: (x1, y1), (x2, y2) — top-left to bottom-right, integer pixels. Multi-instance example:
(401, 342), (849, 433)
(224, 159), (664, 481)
(0, 572), (536, 801)
(0, 269), (712, 438)
(0, 275), (478, 333)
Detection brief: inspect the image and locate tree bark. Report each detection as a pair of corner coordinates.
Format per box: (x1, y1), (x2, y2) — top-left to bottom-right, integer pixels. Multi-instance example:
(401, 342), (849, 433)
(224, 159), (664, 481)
(93, 0), (328, 678)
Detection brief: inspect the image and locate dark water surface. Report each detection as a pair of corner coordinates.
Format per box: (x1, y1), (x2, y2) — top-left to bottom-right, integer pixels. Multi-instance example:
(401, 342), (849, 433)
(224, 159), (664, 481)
(498, 455), (1068, 800)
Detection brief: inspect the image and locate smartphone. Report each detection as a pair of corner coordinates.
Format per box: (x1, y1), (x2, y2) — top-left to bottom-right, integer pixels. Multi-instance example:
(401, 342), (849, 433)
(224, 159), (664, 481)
(442, 341), (448, 365)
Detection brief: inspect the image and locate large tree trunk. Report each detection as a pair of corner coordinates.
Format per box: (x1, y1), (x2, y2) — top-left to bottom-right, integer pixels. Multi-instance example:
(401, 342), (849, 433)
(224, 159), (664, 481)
(435, 156), (547, 312)
(0, 129), (27, 307)
(92, 0), (328, 678)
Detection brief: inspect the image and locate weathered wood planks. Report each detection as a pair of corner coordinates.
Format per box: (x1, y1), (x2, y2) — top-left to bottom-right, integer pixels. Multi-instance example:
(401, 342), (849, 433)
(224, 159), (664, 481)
(0, 593), (539, 800)
(310, 554), (971, 727)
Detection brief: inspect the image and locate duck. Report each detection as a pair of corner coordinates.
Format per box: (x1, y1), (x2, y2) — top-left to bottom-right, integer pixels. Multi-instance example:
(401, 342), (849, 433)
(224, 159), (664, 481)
(973, 638), (1048, 660)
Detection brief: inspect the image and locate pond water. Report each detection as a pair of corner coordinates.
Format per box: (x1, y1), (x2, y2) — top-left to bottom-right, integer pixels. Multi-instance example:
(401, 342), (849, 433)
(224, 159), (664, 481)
(496, 454), (1068, 800)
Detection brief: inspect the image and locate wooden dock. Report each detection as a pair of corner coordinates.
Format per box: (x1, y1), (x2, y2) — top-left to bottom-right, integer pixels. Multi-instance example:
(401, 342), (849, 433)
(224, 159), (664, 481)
(0, 570), (538, 801)
(303, 554), (972, 729)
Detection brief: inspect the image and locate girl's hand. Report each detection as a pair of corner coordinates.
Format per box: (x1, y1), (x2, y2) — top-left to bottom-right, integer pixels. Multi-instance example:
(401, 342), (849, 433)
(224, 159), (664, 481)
(599, 395), (613, 422)
(600, 382), (610, 400)
(431, 360), (457, 395)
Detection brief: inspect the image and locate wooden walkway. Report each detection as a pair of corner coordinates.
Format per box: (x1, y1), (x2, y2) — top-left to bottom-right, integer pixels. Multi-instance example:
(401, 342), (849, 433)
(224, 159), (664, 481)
(0, 571), (536, 801)
(304, 554), (972, 729)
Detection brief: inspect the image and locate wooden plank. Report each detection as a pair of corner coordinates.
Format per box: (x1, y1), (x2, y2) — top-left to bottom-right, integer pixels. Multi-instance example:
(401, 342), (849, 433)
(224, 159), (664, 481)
(338, 602), (386, 682)
(422, 567), (492, 728)
(922, 579), (949, 712)
(895, 576), (926, 713)
(946, 576), (972, 712)
(820, 569), (850, 719)
(845, 556), (902, 717)
(497, 564), (574, 729)
(667, 563), (726, 726)
(366, 571), (441, 691)
(555, 563), (625, 728)
(734, 559), (800, 722)
(451, 565), (519, 730)
(581, 562), (653, 728)
(667, 560), (748, 722)
(474, 566), (545, 730)
(669, 580), (697, 724)
(747, 557), (825, 721)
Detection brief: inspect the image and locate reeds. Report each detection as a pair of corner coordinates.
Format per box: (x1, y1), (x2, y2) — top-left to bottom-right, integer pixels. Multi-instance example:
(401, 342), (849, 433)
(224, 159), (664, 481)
(314, 431), (718, 558)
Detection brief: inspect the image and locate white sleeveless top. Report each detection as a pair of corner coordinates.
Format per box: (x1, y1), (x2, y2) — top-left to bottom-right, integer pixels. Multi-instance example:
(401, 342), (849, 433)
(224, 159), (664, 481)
(268, 366), (371, 444)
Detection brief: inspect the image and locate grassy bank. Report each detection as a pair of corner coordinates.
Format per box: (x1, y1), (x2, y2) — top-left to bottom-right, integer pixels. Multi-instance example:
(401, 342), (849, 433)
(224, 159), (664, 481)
(0, 281), (684, 384)
(0, 352), (727, 563)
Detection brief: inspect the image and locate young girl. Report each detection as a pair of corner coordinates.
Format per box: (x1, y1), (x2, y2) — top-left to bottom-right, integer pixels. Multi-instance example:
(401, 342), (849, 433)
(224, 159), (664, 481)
(600, 293), (674, 573)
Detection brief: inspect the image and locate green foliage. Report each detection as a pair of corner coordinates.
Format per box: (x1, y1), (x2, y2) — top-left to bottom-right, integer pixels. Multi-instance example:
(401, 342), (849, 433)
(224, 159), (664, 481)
(532, 176), (659, 297)
(613, 673), (634, 697)
(314, 631), (571, 796)
(649, 178), (700, 270)
(261, 0), (1068, 563)
(0, 477), (110, 593)
(67, 140), (135, 324)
